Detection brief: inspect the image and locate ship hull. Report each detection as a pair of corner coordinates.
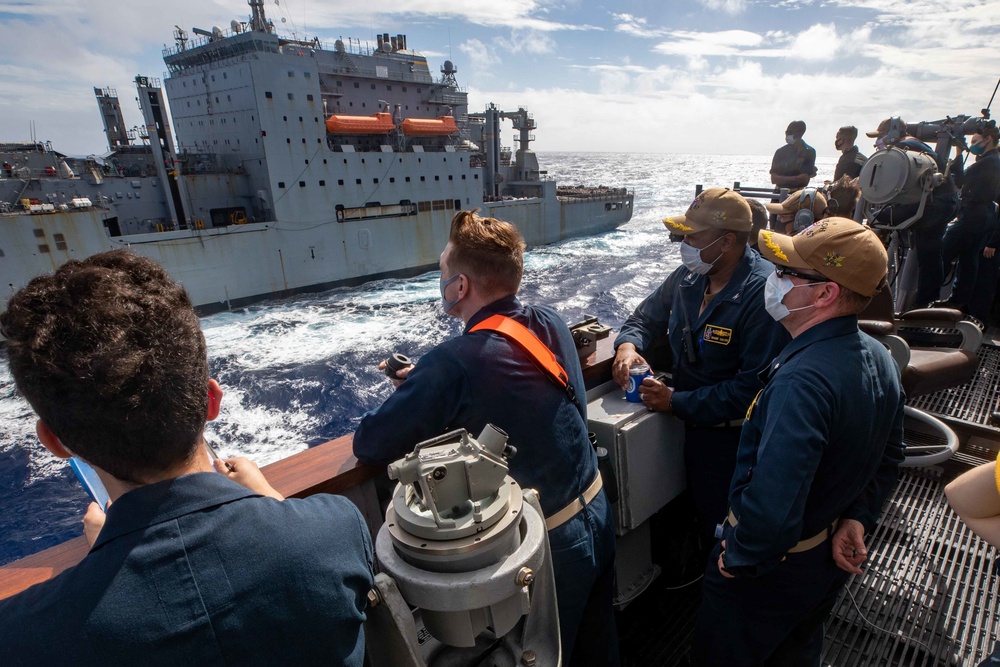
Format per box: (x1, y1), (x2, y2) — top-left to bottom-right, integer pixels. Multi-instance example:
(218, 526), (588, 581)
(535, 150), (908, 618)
(0, 191), (632, 315)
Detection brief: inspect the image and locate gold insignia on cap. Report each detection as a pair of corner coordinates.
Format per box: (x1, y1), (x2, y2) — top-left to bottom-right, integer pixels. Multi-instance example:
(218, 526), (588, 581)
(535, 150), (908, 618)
(713, 211), (727, 223)
(824, 252), (845, 267)
(760, 231), (788, 262)
(664, 217), (694, 232)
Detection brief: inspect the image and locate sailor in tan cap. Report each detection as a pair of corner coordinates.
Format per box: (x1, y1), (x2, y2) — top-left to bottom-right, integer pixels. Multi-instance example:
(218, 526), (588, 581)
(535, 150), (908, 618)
(695, 217), (904, 665)
(613, 187), (790, 544)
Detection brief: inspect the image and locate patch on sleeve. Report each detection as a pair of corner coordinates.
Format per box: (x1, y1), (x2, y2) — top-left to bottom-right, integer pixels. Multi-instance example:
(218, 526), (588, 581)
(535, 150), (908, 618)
(703, 325), (733, 345)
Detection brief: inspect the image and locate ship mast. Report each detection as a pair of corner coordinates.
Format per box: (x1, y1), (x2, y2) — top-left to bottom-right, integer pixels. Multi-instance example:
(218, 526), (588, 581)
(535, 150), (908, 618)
(248, 0), (270, 33)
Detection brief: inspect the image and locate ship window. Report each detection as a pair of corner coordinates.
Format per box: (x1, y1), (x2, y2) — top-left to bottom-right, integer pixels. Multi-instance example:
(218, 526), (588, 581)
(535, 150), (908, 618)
(265, 91), (272, 98)
(299, 116), (303, 122)
(315, 117), (319, 122)
(361, 159), (365, 164)
(361, 103), (365, 108)
(323, 159), (327, 164)
(197, 100), (201, 106)
(356, 179), (362, 184)
(287, 138), (291, 144)
(33, 229), (45, 238)
(405, 106), (408, 110)
(386, 85), (391, 91)
(187, 101), (191, 108)
(462, 175), (466, 180)
(55, 234), (67, 250)
(460, 158), (464, 162)
(448, 175), (453, 180)
(389, 177), (395, 183)
(288, 71), (294, 77)
(420, 176), (425, 182)
(212, 75), (216, 81)
(0, 248), (4, 257)
(336, 81), (342, 86)
(305, 159), (309, 164)
(319, 180), (325, 186)
(474, 174), (479, 180)
(278, 182), (286, 188)
(304, 71), (311, 78)
(288, 93), (294, 100)
(354, 82), (359, 88)
(349, 102), (353, 107)
(183, 81), (187, 87)
(38, 244), (50, 253)
(227, 95), (231, 101)
(446, 200), (453, 209)
(223, 72), (227, 79)
(302, 138), (306, 144)
(378, 158), (382, 163)
(344, 159), (348, 164)
(215, 96), (219, 103)
(418, 201), (431, 212)
(338, 179), (344, 185)
(283, 116), (287, 121)
(405, 177), (411, 182)
(402, 87), (407, 92)
(371, 84), (376, 90)
(299, 181), (306, 187)
(432, 200), (445, 210)
(418, 158), (422, 163)
(373, 178), (379, 184)
(307, 94), (313, 101)
(434, 176), (439, 181)
(418, 88), (422, 93)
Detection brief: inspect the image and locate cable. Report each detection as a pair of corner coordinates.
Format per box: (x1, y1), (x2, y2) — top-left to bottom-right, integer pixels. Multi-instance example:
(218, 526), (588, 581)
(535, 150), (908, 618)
(844, 584), (936, 657)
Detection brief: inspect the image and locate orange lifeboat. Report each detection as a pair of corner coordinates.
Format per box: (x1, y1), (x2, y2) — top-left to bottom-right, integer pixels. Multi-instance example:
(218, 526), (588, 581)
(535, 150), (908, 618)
(325, 112), (395, 135)
(400, 116), (458, 137)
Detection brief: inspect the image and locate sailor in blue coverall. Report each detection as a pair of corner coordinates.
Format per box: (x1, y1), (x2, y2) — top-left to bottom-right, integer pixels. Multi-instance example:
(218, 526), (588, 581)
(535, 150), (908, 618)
(613, 188), (790, 543)
(354, 211), (617, 666)
(695, 220), (905, 665)
(943, 125), (1000, 313)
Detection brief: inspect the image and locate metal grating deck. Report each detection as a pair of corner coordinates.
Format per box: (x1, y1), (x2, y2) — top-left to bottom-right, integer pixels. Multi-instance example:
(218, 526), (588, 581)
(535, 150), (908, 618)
(823, 469), (1000, 666)
(909, 343), (1000, 433)
(620, 469), (1000, 666)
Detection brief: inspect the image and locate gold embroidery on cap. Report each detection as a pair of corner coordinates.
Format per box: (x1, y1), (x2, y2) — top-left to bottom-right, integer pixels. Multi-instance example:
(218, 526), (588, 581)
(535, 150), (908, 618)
(713, 211), (727, 223)
(664, 217), (694, 232)
(824, 252), (845, 267)
(761, 231), (788, 262)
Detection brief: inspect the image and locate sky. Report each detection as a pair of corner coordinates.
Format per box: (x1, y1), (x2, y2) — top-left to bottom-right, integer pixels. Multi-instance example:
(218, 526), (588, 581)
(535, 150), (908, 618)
(1, 0), (999, 158)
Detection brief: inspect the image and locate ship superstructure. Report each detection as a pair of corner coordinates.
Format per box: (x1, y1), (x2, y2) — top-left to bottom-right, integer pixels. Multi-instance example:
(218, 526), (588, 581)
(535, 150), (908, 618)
(0, 0), (632, 314)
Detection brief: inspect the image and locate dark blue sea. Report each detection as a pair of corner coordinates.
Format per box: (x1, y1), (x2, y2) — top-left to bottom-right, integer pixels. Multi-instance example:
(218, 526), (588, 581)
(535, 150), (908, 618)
(0, 152), (837, 565)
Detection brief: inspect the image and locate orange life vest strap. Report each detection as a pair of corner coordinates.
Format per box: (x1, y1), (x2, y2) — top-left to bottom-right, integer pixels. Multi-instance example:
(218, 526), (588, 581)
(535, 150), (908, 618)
(469, 314), (574, 395)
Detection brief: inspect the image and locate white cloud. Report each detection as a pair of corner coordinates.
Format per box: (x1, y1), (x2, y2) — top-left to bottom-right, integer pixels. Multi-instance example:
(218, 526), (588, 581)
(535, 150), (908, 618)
(495, 30), (557, 55)
(788, 23), (842, 61)
(458, 38), (502, 72)
(698, 0), (750, 14)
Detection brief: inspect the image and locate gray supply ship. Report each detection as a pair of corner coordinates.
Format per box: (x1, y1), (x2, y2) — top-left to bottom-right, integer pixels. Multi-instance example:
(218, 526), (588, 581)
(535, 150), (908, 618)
(0, 0), (632, 314)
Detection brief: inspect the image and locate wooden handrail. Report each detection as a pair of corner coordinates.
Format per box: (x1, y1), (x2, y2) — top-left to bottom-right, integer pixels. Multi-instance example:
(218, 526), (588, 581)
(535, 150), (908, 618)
(0, 337), (617, 600)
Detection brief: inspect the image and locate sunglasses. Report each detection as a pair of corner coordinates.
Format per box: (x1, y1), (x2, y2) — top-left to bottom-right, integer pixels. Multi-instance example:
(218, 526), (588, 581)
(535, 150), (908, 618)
(775, 265), (827, 282)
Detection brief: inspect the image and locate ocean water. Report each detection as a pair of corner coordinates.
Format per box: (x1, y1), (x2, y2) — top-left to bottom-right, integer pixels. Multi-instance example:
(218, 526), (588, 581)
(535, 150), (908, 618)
(0, 151), (837, 566)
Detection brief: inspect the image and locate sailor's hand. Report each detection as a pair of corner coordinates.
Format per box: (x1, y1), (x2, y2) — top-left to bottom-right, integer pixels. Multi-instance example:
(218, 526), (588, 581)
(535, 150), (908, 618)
(832, 519), (867, 574)
(83, 501), (108, 548)
(985, 246), (996, 259)
(612, 344), (646, 389)
(717, 540), (735, 579)
(638, 377), (672, 413)
(215, 457), (284, 500)
(377, 360), (412, 388)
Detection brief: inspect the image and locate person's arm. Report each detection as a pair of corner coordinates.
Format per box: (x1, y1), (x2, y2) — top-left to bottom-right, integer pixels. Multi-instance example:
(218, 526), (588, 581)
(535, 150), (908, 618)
(612, 274), (678, 387)
(352, 348), (469, 467)
(945, 460), (1000, 548)
(771, 172), (810, 189)
(669, 290), (788, 424)
(840, 391), (905, 531)
(803, 146), (818, 178)
(215, 457), (284, 500)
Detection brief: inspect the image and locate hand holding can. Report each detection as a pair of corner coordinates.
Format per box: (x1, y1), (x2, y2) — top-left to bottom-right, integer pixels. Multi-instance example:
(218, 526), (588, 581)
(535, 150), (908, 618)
(625, 363), (653, 403)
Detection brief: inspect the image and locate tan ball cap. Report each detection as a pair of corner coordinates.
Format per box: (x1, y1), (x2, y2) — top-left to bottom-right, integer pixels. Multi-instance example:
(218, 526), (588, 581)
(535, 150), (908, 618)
(663, 187), (753, 235)
(757, 218), (888, 297)
(764, 189), (828, 218)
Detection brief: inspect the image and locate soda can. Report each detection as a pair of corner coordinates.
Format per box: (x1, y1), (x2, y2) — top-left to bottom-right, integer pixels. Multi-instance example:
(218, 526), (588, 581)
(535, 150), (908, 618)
(625, 363), (652, 403)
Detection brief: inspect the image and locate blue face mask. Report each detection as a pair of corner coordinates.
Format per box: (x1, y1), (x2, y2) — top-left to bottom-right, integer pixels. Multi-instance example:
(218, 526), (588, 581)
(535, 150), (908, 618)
(763, 272), (821, 321)
(440, 273), (463, 312)
(970, 141), (987, 155)
(680, 235), (725, 275)
(785, 134), (796, 145)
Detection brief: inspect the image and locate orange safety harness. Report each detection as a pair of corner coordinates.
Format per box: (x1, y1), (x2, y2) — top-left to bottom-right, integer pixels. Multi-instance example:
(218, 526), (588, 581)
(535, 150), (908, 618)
(468, 314), (582, 412)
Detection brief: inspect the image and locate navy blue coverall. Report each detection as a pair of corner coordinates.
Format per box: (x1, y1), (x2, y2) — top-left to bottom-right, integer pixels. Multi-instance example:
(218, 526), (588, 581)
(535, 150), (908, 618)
(614, 247), (790, 541)
(353, 296), (617, 666)
(944, 147), (1000, 311)
(695, 316), (905, 665)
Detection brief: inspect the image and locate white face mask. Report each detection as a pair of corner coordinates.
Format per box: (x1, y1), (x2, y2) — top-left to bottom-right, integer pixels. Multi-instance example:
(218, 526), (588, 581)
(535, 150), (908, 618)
(764, 272), (821, 321)
(785, 134), (797, 145)
(680, 235), (725, 275)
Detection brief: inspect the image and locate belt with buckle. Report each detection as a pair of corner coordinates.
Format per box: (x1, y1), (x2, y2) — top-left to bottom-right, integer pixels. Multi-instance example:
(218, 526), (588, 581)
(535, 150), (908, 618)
(546, 472), (603, 531)
(727, 510), (838, 554)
